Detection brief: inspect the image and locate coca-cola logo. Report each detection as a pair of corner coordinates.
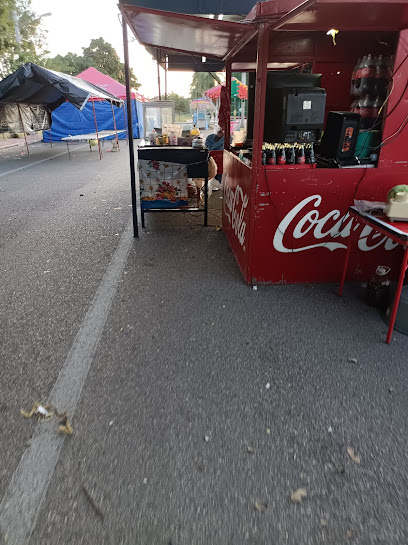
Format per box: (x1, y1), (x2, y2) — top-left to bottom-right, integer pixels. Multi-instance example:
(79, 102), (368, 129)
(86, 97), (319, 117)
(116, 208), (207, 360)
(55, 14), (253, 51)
(273, 195), (398, 253)
(223, 175), (248, 248)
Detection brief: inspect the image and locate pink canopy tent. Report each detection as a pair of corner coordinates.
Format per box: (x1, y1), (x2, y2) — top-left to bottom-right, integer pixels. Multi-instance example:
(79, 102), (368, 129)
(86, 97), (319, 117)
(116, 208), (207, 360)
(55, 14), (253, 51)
(76, 67), (148, 102)
(205, 76), (248, 100)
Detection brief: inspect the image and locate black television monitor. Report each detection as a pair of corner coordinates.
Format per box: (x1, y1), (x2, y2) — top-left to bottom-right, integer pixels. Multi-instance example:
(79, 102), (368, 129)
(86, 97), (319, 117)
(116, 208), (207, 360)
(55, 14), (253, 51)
(247, 71), (325, 143)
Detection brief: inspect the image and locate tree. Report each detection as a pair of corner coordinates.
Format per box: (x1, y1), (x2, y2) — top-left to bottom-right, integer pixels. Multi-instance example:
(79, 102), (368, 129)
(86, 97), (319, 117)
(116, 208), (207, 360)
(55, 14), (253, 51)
(166, 92), (190, 115)
(0, 0), (48, 78)
(190, 73), (218, 98)
(45, 53), (88, 75)
(82, 38), (140, 89)
(45, 38), (141, 89)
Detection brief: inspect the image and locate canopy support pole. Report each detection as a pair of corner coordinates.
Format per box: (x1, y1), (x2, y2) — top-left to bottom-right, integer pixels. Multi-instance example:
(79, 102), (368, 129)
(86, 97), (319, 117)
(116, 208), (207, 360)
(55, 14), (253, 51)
(240, 72), (247, 129)
(157, 49), (162, 100)
(252, 23), (270, 170)
(17, 104), (29, 155)
(91, 100), (102, 160)
(110, 101), (120, 150)
(164, 55), (168, 100)
(225, 60), (232, 150)
(122, 17), (139, 238)
(123, 105), (128, 144)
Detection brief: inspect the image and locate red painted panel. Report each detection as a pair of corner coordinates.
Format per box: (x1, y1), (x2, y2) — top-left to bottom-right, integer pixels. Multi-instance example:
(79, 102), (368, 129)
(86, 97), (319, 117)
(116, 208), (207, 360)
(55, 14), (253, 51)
(249, 166), (405, 284)
(210, 150), (223, 174)
(222, 151), (253, 282)
(379, 29), (408, 168)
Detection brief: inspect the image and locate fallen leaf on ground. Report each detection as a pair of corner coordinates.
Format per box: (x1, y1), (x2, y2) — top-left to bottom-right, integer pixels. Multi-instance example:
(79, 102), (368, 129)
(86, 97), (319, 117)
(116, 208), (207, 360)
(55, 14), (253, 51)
(21, 402), (54, 420)
(247, 446), (254, 454)
(290, 488), (307, 503)
(215, 226), (222, 231)
(320, 518), (328, 527)
(59, 414), (73, 435)
(346, 530), (353, 538)
(266, 428), (271, 435)
(82, 485), (104, 519)
(254, 501), (267, 512)
(347, 447), (361, 464)
(347, 357), (358, 363)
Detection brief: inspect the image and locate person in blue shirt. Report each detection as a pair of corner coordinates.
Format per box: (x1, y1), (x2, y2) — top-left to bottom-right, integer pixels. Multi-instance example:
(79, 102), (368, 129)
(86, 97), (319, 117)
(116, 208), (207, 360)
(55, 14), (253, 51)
(205, 128), (224, 151)
(205, 128), (224, 185)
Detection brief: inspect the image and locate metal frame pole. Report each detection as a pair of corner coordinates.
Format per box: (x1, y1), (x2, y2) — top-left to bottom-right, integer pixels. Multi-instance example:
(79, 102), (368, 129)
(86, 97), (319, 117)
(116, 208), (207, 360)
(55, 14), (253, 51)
(224, 60), (232, 150)
(252, 23), (270, 171)
(165, 55), (168, 100)
(157, 49), (162, 100)
(110, 101), (120, 150)
(91, 100), (102, 160)
(122, 17), (139, 237)
(123, 105), (129, 144)
(17, 104), (29, 155)
(386, 247), (408, 344)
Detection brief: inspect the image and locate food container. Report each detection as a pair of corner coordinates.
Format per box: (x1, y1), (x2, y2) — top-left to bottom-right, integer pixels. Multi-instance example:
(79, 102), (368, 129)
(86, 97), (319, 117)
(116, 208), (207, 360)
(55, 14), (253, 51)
(192, 137), (204, 149)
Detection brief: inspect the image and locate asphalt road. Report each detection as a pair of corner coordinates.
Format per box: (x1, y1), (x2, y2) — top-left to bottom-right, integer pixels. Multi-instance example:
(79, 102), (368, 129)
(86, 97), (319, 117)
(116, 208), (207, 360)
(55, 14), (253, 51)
(1, 141), (408, 545)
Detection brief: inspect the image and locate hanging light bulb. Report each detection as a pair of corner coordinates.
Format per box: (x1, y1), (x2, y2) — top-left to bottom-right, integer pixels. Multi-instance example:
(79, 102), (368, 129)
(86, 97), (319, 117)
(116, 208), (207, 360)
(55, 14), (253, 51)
(326, 29), (339, 45)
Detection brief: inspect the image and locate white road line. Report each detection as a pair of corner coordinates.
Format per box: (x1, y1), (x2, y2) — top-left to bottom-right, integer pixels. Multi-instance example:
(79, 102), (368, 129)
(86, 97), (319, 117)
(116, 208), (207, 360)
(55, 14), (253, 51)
(0, 217), (134, 545)
(0, 145), (87, 178)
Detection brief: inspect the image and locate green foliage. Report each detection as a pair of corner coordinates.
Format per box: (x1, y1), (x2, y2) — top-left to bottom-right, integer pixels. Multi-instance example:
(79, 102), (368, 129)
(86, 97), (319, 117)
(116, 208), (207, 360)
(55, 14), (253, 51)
(45, 37), (140, 89)
(44, 53), (88, 75)
(0, 0), (48, 78)
(166, 92), (190, 115)
(190, 73), (217, 99)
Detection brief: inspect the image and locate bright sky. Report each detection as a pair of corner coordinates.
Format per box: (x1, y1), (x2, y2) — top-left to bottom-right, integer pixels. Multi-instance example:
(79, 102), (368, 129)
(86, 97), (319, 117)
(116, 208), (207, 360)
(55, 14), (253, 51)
(30, 0), (194, 98)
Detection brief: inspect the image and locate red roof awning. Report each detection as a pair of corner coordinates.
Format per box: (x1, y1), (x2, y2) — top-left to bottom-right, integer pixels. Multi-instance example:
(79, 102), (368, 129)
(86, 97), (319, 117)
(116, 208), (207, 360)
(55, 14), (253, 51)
(120, 0), (408, 68)
(248, 0), (408, 31)
(120, 5), (254, 59)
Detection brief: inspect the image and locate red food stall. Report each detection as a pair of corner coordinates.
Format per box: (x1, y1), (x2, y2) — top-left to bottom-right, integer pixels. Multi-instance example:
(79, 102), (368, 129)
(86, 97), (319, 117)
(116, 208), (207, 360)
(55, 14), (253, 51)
(120, 0), (408, 285)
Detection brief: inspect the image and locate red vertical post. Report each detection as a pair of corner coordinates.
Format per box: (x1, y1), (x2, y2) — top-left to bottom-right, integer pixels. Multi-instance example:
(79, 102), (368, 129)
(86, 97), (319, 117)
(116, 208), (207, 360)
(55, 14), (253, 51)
(386, 247), (408, 344)
(252, 23), (270, 171)
(224, 60), (232, 150)
(91, 100), (102, 160)
(248, 23), (269, 284)
(110, 101), (120, 150)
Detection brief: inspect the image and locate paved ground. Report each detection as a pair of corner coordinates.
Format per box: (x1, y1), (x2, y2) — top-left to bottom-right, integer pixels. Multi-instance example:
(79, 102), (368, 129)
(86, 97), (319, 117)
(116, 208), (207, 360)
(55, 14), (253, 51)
(1, 141), (408, 545)
(0, 133), (42, 151)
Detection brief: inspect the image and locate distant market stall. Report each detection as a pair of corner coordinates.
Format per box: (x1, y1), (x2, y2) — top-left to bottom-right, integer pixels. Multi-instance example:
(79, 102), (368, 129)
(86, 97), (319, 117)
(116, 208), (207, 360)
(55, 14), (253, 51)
(205, 76), (248, 101)
(0, 63), (123, 157)
(42, 67), (147, 143)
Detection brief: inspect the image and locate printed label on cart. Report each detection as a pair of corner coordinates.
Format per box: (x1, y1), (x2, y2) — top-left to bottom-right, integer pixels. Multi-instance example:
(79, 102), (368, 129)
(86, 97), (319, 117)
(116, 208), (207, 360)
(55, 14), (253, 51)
(224, 177), (249, 248)
(303, 101), (312, 110)
(273, 195), (399, 253)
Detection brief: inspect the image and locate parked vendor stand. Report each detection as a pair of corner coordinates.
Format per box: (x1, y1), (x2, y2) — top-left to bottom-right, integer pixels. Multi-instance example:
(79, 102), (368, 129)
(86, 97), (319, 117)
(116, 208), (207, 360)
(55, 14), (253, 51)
(120, 0), (408, 287)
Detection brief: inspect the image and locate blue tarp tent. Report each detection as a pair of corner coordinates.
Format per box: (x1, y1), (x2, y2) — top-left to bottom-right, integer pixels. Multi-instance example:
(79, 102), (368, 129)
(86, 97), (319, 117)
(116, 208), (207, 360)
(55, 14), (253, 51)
(42, 67), (146, 141)
(43, 99), (142, 141)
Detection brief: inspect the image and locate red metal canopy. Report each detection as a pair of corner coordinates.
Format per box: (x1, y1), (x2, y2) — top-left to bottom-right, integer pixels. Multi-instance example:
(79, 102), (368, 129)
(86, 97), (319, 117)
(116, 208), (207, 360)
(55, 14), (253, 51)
(268, 0), (408, 32)
(121, 0), (408, 64)
(120, 5), (253, 59)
